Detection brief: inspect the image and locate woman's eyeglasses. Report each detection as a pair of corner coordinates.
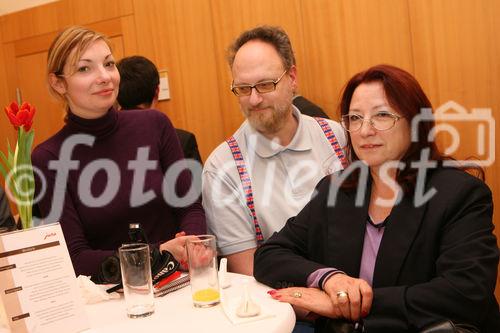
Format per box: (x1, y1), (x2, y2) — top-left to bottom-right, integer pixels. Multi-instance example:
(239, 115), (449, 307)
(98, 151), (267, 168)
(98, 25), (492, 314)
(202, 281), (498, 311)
(341, 112), (402, 132)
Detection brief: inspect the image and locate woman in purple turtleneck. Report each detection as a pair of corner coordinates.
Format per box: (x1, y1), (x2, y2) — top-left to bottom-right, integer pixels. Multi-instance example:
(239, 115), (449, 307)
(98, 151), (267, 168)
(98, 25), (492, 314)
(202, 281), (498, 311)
(32, 26), (206, 279)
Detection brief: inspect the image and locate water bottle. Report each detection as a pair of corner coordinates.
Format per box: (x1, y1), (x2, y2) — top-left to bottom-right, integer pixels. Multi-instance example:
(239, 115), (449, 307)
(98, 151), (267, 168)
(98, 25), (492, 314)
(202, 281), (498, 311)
(128, 223), (148, 243)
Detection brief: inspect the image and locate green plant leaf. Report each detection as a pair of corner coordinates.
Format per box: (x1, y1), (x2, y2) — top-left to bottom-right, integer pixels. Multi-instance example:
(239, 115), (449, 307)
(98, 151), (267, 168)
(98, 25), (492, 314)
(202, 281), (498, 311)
(6, 139), (15, 168)
(0, 150), (11, 170)
(3, 128), (34, 228)
(0, 161), (8, 180)
(25, 129), (35, 148)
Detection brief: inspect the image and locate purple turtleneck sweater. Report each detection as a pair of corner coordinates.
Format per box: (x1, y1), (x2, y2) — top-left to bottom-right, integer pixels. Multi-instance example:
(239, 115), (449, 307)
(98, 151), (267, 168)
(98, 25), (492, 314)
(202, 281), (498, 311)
(32, 108), (206, 278)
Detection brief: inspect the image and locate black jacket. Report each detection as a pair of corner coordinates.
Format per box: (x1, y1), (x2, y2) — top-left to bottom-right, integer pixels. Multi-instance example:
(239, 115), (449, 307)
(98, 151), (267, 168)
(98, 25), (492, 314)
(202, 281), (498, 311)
(175, 128), (202, 164)
(255, 168), (500, 332)
(293, 95), (330, 119)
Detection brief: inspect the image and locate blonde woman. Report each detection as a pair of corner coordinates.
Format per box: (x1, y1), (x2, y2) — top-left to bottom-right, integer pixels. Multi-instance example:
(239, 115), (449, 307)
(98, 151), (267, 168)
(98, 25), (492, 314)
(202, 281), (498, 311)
(32, 26), (205, 279)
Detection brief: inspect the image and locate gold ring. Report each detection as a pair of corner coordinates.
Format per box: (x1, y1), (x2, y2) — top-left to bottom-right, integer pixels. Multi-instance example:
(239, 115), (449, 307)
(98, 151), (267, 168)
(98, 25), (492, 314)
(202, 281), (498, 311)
(336, 290), (349, 304)
(293, 291), (302, 298)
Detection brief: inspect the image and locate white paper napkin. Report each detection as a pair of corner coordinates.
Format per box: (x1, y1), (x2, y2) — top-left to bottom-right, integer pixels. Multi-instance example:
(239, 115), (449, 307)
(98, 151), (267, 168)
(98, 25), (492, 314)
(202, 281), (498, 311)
(77, 275), (120, 304)
(220, 290), (275, 325)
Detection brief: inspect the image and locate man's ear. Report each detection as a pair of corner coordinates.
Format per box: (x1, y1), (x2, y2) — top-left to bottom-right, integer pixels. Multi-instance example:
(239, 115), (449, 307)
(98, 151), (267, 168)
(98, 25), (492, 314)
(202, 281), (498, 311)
(149, 85), (160, 108)
(48, 73), (67, 95)
(288, 65), (298, 93)
(154, 85), (160, 101)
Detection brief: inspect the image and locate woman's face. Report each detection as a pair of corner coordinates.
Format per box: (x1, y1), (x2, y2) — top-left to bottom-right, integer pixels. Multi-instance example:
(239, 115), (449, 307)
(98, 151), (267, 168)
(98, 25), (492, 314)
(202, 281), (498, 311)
(348, 82), (411, 173)
(53, 39), (120, 119)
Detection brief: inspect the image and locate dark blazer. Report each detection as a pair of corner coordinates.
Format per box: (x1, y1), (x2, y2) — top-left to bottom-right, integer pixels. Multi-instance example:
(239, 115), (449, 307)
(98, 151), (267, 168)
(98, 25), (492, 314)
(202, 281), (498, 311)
(175, 128), (202, 164)
(254, 168), (500, 333)
(293, 95), (330, 119)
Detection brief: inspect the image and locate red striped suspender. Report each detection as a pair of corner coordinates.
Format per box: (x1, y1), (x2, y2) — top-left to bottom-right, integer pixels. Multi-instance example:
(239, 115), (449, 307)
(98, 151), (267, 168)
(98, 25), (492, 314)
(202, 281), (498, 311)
(226, 136), (264, 244)
(313, 117), (349, 169)
(226, 118), (347, 244)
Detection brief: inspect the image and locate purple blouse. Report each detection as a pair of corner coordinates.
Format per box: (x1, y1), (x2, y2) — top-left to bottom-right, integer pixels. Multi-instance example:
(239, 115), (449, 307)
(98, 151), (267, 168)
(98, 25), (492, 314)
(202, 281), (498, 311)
(32, 108), (206, 278)
(307, 216), (386, 288)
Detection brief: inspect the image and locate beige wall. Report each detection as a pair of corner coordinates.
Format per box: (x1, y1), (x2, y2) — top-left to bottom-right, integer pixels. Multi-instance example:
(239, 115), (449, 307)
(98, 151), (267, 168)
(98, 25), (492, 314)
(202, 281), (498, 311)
(0, 0), (498, 297)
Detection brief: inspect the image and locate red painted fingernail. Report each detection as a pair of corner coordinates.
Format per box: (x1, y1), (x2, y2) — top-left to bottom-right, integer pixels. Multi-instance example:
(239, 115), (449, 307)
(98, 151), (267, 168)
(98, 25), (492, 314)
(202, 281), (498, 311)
(267, 290), (276, 295)
(362, 310), (368, 317)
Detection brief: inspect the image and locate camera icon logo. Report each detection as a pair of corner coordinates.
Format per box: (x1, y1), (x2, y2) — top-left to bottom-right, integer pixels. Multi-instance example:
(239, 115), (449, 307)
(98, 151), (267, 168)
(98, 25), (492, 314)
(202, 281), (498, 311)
(411, 100), (495, 167)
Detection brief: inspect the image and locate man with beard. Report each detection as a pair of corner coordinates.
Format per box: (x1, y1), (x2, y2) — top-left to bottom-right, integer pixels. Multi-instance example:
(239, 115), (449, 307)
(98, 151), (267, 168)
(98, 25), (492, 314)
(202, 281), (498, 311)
(202, 26), (347, 275)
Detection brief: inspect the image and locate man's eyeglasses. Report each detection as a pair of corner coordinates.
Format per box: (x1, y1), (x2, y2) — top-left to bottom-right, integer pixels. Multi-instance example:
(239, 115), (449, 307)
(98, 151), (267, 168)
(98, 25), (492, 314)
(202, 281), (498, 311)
(231, 70), (288, 97)
(341, 112), (402, 132)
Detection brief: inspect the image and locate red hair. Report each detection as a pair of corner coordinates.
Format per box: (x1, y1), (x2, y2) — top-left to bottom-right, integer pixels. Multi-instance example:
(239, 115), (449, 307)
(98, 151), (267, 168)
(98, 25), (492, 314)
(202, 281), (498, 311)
(338, 64), (475, 192)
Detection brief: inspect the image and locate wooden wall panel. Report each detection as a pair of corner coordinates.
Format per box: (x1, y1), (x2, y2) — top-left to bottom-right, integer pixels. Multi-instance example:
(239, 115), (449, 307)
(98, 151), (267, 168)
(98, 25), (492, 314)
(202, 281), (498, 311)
(0, 0), (72, 43)
(210, 0), (304, 136)
(14, 32), (60, 57)
(70, 0), (133, 25)
(15, 51), (65, 147)
(119, 15), (138, 55)
(0, 32), (16, 184)
(133, 0), (224, 160)
(409, 0), (500, 300)
(132, 0), (196, 149)
(409, 0), (498, 107)
(0, 28), (10, 116)
(409, 0), (498, 164)
(87, 17), (123, 38)
(2, 43), (18, 117)
(408, 1), (500, 225)
(109, 35), (124, 62)
(300, 0), (414, 119)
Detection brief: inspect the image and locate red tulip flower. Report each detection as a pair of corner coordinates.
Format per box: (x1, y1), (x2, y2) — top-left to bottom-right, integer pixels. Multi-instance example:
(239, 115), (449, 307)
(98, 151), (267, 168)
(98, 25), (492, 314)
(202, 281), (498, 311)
(4, 101), (36, 131)
(1, 101), (36, 229)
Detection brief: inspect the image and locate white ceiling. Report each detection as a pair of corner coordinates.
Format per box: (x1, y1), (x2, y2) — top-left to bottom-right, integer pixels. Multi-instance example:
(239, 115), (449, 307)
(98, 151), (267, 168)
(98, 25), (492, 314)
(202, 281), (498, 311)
(0, 0), (58, 16)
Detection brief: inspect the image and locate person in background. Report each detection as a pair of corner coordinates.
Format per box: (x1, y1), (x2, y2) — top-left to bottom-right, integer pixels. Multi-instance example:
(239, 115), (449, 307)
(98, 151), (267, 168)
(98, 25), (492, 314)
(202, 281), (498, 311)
(293, 94), (330, 119)
(254, 64), (500, 332)
(116, 55), (202, 164)
(32, 26), (206, 279)
(0, 187), (16, 231)
(202, 25), (347, 276)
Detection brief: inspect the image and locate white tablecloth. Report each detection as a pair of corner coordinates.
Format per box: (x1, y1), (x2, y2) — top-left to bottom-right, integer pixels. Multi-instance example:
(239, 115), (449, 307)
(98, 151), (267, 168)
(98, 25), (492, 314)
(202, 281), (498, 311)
(83, 273), (295, 333)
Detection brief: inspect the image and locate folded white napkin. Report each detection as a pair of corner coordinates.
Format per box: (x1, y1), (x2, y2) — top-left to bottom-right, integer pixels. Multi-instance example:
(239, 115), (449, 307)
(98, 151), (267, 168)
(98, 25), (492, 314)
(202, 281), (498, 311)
(77, 275), (120, 304)
(220, 289), (275, 325)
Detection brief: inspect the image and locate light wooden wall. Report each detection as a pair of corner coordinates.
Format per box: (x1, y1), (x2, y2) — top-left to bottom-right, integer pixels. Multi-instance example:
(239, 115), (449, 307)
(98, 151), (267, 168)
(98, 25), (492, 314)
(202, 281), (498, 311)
(0, 0), (499, 297)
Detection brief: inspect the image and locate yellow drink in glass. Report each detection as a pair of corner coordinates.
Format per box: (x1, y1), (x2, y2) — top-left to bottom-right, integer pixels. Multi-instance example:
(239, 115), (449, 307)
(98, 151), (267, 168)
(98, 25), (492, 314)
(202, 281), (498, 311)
(192, 288), (220, 303)
(187, 235), (221, 308)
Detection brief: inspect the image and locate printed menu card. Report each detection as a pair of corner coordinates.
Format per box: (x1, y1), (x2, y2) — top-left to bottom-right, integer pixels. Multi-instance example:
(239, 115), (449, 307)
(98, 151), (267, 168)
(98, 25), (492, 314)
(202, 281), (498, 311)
(0, 223), (88, 332)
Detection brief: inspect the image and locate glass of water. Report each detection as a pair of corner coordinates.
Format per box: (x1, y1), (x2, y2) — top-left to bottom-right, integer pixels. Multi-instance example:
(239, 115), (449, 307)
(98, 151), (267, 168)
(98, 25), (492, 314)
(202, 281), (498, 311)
(119, 243), (155, 318)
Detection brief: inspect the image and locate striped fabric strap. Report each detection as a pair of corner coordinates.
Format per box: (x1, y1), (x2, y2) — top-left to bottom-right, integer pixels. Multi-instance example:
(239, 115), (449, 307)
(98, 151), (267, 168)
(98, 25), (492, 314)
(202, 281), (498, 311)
(226, 136), (264, 244)
(226, 119), (346, 244)
(314, 117), (349, 169)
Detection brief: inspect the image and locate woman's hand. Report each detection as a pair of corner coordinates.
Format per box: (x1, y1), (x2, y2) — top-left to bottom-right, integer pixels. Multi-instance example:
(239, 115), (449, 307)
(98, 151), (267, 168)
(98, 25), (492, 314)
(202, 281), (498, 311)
(323, 273), (373, 321)
(159, 234), (197, 265)
(268, 287), (337, 318)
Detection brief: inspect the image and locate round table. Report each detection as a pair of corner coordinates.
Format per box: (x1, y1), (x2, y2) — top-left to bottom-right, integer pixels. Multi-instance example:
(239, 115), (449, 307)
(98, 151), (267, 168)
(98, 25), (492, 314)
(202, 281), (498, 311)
(83, 273), (295, 333)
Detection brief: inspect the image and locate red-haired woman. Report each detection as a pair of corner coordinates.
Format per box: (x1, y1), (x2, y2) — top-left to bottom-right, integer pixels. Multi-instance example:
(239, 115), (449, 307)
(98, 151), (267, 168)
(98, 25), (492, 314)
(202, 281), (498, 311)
(254, 64), (499, 333)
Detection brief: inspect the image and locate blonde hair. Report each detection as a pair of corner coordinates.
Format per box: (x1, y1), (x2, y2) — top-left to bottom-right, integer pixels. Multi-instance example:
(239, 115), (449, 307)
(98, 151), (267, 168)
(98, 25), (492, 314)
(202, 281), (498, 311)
(47, 26), (113, 101)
